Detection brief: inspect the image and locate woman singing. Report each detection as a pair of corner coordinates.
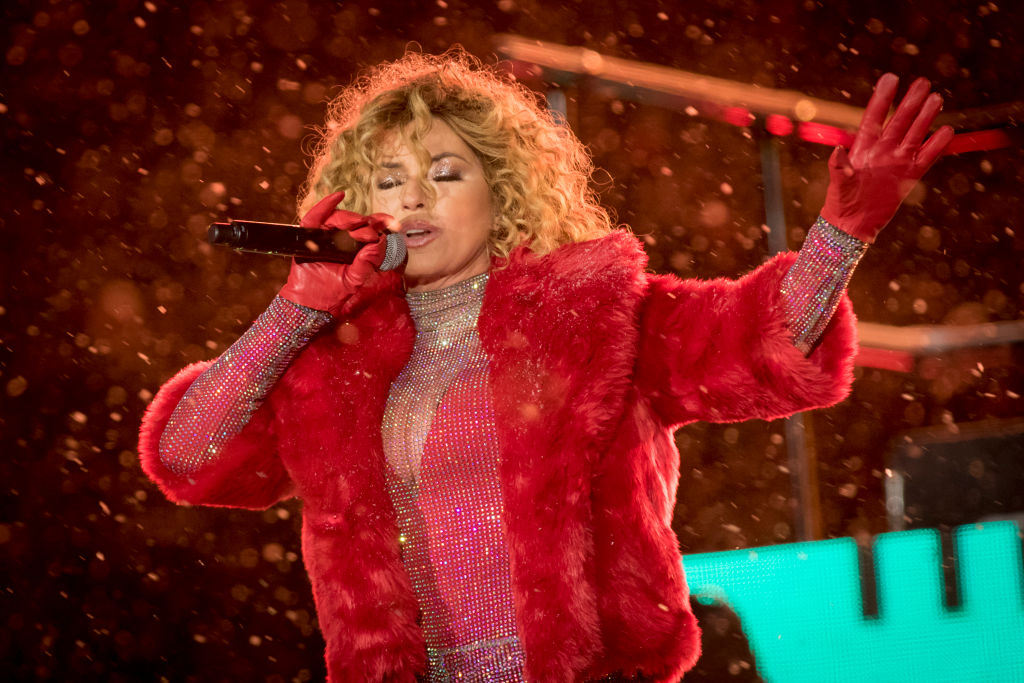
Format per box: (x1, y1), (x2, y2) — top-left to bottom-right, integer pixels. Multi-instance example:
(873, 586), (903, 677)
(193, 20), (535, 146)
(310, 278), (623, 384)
(138, 49), (953, 682)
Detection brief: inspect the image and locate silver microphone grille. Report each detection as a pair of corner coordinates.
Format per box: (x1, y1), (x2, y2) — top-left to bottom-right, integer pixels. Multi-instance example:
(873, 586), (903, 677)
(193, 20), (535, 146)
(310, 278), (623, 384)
(379, 232), (407, 271)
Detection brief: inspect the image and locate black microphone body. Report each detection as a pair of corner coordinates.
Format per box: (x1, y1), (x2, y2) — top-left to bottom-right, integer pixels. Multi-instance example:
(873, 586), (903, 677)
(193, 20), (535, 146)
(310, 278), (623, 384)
(208, 220), (406, 271)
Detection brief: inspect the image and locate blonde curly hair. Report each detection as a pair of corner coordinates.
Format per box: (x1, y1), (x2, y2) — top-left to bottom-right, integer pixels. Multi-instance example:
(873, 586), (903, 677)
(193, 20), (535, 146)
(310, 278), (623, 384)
(299, 47), (616, 260)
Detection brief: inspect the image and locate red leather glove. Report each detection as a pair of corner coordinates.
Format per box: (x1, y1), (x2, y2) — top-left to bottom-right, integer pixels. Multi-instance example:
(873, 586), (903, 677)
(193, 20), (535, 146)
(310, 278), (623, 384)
(278, 191), (393, 316)
(821, 74), (955, 243)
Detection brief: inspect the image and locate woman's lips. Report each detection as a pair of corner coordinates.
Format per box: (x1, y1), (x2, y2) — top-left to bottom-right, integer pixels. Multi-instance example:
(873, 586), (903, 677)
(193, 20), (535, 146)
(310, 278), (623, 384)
(401, 221), (439, 249)
(403, 231), (436, 249)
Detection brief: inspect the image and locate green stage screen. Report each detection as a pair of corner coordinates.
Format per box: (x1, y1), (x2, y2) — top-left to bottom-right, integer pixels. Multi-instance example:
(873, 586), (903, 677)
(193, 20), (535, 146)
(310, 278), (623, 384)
(683, 521), (1024, 681)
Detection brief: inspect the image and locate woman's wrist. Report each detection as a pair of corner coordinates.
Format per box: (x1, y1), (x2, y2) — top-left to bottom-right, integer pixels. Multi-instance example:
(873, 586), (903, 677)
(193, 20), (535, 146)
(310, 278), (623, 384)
(273, 295), (335, 333)
(780, 216), (868, 354)
(819, 206), (879, 244)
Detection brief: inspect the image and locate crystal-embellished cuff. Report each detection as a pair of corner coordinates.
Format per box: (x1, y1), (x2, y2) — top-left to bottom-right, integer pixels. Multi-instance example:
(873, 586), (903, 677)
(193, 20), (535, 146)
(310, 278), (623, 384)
(780, 216), (868, 354)
(158, 296), (333, 475)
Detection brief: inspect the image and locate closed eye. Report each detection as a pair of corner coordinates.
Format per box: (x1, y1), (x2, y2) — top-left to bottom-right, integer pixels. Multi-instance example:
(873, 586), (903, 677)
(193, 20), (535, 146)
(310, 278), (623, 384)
(376, 170), (461, 190)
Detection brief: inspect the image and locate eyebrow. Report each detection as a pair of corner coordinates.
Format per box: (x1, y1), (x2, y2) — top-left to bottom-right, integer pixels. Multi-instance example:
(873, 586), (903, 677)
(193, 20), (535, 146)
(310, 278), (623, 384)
(380, 152), (467, 169)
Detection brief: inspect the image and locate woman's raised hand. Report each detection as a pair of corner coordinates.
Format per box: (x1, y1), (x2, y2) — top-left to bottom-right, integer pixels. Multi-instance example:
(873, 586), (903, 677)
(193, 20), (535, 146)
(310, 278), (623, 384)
(821, 73), (956, 243)
(278, 191), (393, 316)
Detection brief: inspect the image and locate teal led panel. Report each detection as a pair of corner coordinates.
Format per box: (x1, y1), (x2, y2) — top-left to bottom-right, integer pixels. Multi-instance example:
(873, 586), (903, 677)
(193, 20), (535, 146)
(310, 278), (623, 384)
(682, 521), (1024, 682)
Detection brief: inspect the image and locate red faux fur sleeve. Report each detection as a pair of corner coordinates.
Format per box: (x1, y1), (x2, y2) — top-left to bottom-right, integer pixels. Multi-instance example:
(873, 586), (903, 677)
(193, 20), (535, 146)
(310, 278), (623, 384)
(635, 251), (857, 427)
(137, 361), (295, 509)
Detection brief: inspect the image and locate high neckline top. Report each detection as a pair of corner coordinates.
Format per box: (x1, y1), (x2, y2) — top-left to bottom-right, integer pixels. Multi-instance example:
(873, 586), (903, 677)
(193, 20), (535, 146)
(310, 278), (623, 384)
(405, 271), (489, 333)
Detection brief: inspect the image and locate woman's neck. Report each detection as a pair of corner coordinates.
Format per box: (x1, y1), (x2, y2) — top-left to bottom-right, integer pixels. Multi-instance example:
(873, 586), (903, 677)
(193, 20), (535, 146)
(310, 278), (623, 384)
(405, 272), (489, 333)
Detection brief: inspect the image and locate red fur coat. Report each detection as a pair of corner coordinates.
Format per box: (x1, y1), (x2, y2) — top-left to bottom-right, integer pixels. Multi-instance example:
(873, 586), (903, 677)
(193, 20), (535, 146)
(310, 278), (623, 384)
(138, 231), (857, 682)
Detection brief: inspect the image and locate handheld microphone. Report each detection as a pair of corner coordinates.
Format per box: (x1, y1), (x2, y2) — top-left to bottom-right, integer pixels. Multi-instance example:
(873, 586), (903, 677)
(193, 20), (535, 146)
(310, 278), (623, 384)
(207, 220), (407, 271)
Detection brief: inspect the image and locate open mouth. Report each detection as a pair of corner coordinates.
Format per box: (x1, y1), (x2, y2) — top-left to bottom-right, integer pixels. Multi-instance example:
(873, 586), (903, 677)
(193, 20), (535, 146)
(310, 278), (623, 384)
(400, 221), (438, 248)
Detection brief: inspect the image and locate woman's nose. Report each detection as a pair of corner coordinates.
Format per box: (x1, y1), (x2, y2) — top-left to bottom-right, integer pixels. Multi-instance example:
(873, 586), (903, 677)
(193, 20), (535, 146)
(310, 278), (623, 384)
(401, 180), (427, 211)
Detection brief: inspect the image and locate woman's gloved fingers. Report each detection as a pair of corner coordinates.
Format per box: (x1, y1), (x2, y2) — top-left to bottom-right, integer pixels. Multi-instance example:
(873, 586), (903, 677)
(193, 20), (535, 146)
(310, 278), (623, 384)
(828, 146), (854, 178)
(914, 125), (956, 175)
(301, 191), (346, 228)
(356, 236), (388, 269)
(346, 225), (384, 243)
(900, 92), (944, 153)
(850, 73), (898, 161)
(879, 77), (932, 147)
(367, 213), (398, 233)
(320, 208), (394, 238)
(322, 208), (370, 229)
(341, 238), (388, 288)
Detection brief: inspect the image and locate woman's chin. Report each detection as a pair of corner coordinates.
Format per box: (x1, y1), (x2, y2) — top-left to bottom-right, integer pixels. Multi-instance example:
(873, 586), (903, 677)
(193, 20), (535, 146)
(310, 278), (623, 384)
(400, 261), (430, 285)
(401, 255), (490, 292)
(402, 256), (454, 287)
(401, 265), (441, 292)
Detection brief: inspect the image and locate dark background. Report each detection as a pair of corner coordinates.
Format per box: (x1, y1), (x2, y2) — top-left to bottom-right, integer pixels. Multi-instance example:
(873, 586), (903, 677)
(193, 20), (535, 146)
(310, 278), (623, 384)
(2, 0), (1022, 680)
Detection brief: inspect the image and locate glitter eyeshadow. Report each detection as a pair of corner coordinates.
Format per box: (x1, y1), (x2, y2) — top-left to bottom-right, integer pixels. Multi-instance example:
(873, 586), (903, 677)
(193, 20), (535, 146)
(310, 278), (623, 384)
(382, 272), (527, 682)
(780, 216), (868, 355)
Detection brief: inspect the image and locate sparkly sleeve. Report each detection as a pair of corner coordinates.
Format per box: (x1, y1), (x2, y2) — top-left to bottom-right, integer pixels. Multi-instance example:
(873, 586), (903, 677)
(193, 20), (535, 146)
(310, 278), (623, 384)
(158, 296), (333, 476)
(780, 216), (868, 355)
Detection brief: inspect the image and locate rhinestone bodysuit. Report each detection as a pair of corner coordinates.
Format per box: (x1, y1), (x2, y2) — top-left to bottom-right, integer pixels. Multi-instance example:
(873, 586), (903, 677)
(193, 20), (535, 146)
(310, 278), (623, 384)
(381, 272), (526, 682)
